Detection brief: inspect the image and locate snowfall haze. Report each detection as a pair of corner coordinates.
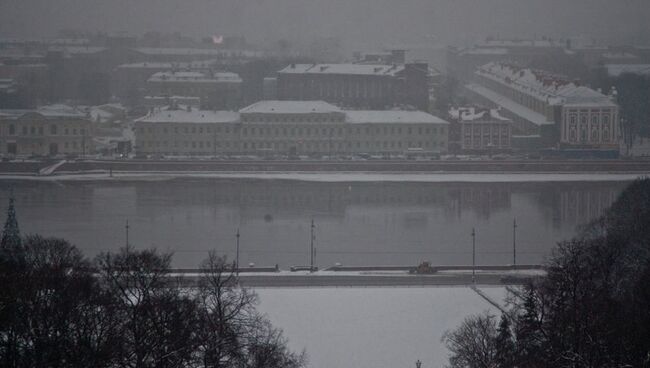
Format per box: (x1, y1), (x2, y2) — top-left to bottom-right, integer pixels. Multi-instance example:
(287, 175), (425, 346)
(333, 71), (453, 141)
(1, 0), (649, 50)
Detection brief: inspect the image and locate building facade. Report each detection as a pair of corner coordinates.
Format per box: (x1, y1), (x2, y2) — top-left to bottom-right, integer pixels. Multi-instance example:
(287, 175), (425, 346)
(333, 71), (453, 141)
(134, 101), (449, 156)
(0, 105), (93, 156)
(276, 63), (431, 111)
(449, 107), (512, 152)
(147, 70), (242, 110)
(465, 62), (619, 152)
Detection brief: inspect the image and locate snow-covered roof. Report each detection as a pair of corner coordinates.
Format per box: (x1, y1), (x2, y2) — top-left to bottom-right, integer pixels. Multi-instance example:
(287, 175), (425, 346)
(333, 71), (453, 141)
(148, 71), (241, 83)
(87, 104), (126, 123)
(38, 104), (87, 117)
(476, 39), (563, 48)
(0, 78), (17, 92)
(117, 60), (217, 70)
(133, 47), (263, 58)
(465, 84), (553, 126)
(136, 107), (239, 124)
(448, 107), (510, 122)
(240, 100), (343, 114)
(0, 104), (86, 119)
(278, 63), (404, 77)
(602, 52), (637, 59)
(49, 46), (107, 55)
(605, 64), (650, 77)
(458, 48), (509, 56)
(144, 95), (201, 101)
(345, 110), (449, 125)
(476, 62), (616, 107)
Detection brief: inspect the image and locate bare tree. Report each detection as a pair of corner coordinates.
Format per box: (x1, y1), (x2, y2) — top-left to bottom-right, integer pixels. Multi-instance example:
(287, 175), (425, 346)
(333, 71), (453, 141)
(0, 235), (121, 368)
(245, 318), (307, 368)
(442, 312), (497, 368)
(195, 252), (258, 368)
(95, 247), (198, 368)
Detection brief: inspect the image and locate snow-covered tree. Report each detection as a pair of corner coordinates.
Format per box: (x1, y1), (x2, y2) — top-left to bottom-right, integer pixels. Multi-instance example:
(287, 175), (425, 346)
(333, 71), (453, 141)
(0, 195), (21, 252)
(494, 314), (515, 368)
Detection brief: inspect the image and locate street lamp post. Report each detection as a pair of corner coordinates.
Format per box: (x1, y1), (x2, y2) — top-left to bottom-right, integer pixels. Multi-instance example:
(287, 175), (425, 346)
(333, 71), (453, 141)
(125, 219), (130, 252)
(236, 228), (240, 275)
(471, 227), (476, 284)
(513, 218), (517, 269)
(310, 218), (315, 272)
(213, 129), (217, 158)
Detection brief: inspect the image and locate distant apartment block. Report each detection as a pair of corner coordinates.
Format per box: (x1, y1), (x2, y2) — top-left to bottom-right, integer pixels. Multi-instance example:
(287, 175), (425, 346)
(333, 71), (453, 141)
(447, 38), (568, 81)
(0, 104), (93, 156)
(146, 70), (242, 110)
(134, 101), (448, 156)
(276, 63), (431, 111)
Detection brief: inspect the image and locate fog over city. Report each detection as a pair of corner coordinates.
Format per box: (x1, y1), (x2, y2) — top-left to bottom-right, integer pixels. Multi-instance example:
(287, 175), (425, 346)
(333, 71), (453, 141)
(2, 0), (650, 50)
(2, 0), (650, 367)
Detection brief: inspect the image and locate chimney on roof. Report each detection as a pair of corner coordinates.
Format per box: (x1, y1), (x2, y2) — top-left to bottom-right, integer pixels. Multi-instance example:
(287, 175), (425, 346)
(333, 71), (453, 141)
(608, 86), (618, 101)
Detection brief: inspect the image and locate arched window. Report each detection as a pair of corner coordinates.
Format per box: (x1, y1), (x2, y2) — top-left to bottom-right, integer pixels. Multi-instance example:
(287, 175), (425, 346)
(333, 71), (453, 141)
(591, 125), (599, 142)
(580, 115), (588, 142)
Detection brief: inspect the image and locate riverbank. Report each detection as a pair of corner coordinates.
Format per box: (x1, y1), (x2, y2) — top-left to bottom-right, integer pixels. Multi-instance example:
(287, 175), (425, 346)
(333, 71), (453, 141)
(4, 159), (650, 177)
(0, 171), (647, 183)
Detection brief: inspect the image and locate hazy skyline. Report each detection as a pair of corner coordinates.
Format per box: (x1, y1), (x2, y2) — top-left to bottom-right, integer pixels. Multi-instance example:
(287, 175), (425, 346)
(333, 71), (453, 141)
(1, 0), (649, 51)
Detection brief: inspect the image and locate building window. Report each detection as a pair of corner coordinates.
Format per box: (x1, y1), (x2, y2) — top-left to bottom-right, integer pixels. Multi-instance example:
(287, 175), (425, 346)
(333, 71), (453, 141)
(9, 124), (15, 135)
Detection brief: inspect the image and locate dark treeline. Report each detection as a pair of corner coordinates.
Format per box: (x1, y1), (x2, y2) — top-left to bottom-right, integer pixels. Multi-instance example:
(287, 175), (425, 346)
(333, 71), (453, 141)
(444, 178), (650, 368)
(0, 196), (306, 368)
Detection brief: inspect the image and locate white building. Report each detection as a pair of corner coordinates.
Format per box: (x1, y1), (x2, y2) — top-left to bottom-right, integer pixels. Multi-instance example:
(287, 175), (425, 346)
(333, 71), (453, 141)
(134, 101), (449, 156)
(465, 62), (619, 152)
(449, 107), (512, 151)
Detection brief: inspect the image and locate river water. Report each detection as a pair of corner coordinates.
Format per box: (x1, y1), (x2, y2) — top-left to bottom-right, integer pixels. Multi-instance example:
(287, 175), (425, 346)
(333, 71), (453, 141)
(0, 177), (629, 268)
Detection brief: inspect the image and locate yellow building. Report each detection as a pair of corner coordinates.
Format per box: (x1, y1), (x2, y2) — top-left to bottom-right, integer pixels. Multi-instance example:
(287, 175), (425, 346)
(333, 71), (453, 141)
(0, 105), (93, 156)
(135, 101), (449, 156)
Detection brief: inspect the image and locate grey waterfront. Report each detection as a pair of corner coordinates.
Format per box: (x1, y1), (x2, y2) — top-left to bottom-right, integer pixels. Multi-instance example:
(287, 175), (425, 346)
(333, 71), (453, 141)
(1, 178), (627, 268)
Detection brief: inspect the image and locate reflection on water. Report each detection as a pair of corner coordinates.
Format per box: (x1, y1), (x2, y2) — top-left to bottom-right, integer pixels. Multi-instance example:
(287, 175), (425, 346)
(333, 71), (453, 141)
(0, 179), (627, 268)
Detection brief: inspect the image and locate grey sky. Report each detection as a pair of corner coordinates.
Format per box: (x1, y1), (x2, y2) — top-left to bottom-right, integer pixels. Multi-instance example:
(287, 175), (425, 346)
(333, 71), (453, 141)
(1, 0), (648, 49)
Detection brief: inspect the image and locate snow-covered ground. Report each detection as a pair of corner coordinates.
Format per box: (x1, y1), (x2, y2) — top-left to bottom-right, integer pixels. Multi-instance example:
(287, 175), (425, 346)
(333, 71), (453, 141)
(1, 171), (648, 183)
(255, 287), (506, 368)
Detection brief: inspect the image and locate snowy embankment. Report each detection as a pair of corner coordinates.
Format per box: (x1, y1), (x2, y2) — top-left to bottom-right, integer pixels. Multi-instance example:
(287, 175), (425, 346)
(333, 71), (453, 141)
(0, 171), (648, 183)
(255, 286), (509, 368)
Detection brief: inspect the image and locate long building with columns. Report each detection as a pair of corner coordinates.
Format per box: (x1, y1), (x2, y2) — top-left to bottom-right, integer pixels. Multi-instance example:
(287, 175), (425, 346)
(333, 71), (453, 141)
(134, 101), (449, 156)
(465, 62), (619, 153)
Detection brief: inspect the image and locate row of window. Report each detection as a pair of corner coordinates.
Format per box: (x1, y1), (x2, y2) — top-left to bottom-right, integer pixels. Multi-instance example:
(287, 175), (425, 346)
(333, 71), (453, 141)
(138, 124), (446, 137)
(140, 139), (446, 151)
(463, 137), (511, 148)
(568, 126), (612, 143)
(568, 114), (612, 126)
(5, 124), (87, 137)
(283, 78), (393, 99)
(242, 116), (343, 123)
(463, 126), (510, 135)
